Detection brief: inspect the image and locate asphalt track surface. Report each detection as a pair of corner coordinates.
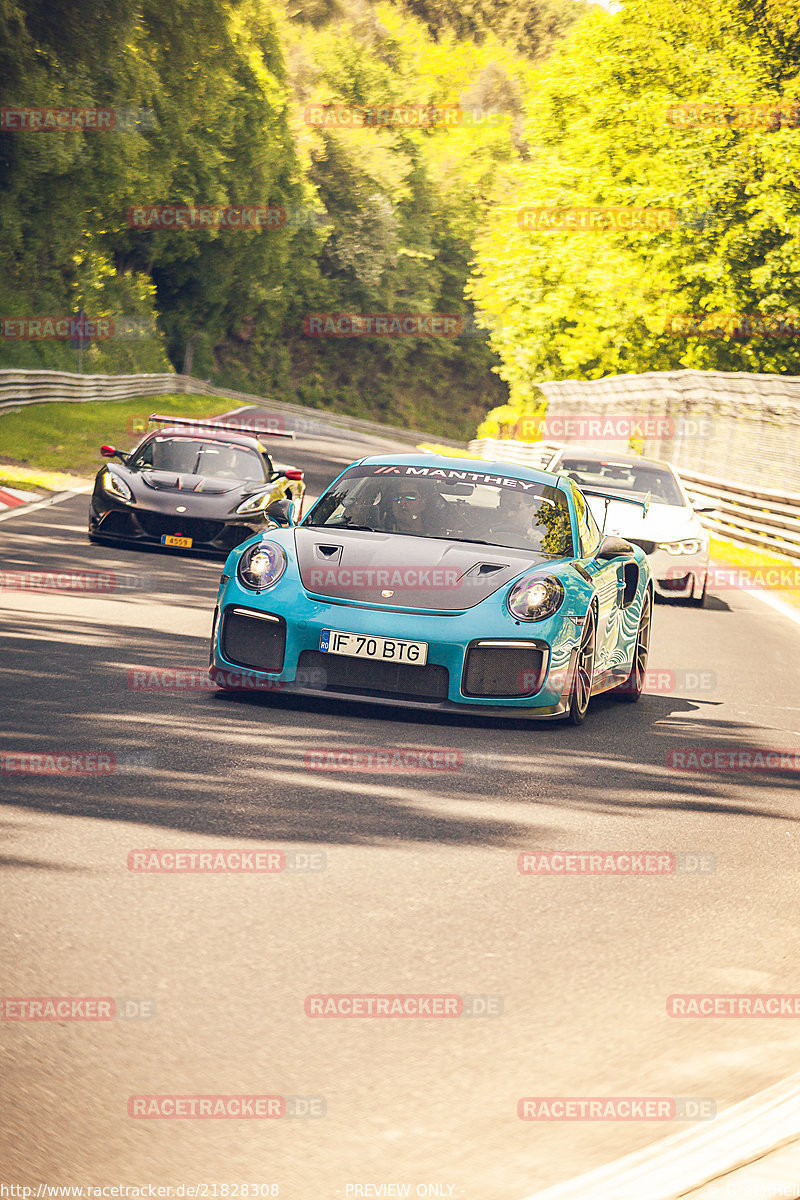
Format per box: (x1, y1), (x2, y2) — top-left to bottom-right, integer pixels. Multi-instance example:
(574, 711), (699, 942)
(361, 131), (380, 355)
(2, 417), (800, 1198)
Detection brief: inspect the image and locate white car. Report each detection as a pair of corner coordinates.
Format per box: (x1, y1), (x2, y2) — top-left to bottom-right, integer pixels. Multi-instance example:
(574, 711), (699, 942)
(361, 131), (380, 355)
(549, 448), (712, 606)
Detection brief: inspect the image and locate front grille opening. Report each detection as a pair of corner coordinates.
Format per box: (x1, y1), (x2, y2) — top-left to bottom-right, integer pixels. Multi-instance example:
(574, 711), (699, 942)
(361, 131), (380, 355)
(97, 511), (134, 535)
(463, 642), (545, 698)
(220, 608), (286, 672)
(135, 512), (226, 544)
(296, 650), (448, 703)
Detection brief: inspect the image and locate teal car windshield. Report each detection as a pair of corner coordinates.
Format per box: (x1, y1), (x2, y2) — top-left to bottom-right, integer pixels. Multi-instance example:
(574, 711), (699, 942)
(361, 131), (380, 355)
(302, 464), (574, 556)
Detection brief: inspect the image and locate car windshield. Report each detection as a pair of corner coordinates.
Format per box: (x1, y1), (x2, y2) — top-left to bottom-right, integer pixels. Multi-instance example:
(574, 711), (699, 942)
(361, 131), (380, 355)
(132, 437), (267, 483)
(302, 464), (574, 556)
(559, 459), (684, 506)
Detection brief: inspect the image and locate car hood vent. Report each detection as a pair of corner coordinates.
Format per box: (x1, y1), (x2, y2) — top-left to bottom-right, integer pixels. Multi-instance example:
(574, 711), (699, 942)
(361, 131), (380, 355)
(314, 544), (343, 563)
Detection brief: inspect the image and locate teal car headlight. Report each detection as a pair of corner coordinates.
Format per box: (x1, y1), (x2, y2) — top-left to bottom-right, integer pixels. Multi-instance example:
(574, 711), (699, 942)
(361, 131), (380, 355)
(101, 468), (132, 502)
(235, 491), (273, 516)
(657, 539), (702, 555)
(506, 574), (565, 622)
(236, 541), (287, 591)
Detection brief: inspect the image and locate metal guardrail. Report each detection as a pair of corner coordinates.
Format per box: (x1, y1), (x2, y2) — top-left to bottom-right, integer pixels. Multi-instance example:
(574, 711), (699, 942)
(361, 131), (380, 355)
(0, 369), (465, 449)
(538, 368), (800, 495)
(468, 436), (800, 564)
(679, 467), (800, 562)
(3, 370), (798, 561)
(467, 437), (564, 470)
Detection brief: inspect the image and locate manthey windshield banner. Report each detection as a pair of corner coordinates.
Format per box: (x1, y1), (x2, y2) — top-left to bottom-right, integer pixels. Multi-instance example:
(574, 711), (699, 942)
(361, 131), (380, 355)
(358, 464), (554, 494)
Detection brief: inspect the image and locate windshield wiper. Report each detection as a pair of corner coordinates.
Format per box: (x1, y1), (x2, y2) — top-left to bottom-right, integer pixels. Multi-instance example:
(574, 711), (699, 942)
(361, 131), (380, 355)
(312, 522), (376, 532)
(444, 537), (501, 547)
(445, 536), (546, 550)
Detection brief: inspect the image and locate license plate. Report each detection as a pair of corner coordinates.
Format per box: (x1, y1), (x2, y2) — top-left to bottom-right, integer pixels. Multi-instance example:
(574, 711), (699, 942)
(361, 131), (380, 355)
(319, 629), (428, 666)
(161, 534), (193, 548)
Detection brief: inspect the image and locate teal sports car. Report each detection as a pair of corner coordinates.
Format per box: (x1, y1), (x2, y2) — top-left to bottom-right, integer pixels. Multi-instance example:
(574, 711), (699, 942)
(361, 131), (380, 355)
(208, 454), (653, 723)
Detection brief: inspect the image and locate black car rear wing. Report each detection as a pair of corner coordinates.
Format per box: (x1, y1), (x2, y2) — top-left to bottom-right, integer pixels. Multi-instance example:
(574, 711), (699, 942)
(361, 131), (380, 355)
(578, 487), (651, 533)
(148, 414), (295, 439)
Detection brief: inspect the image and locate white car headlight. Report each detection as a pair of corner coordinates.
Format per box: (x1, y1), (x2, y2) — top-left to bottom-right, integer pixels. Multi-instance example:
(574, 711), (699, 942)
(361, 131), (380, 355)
(657, 539), (702, 555)
(235, 491), (273, 516)
(236, 541), (287, 590)
(101, 469), (132, 502)
(506, 575), (565, 621)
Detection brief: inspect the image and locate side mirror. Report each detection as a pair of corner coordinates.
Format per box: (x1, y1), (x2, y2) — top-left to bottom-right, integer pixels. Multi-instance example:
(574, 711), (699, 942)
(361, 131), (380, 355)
(284, 469), (304, 481)
(100, 445), (118, 458)
(597, 534), (635, 560)
(265, 498), (294, 526)
(691, 498), (716, 514)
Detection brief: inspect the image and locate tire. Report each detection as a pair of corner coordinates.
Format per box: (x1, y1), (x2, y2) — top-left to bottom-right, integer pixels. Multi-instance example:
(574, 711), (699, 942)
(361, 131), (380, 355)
(615, 590), (652, 702)
(566, 607), (596, 725)
(687, 572), (707, 607)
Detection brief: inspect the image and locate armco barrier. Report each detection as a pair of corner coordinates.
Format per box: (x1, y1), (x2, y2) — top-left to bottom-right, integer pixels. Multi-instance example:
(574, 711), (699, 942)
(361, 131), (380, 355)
(3, 368), (799, 559)
(0, 370), (464, 449)
(467, 437), (800, 564)
(537, 368), (800, 495)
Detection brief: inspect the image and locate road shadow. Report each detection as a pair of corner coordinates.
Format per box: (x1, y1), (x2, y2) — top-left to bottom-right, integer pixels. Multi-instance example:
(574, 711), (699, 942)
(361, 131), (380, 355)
(1, 606), (798, 850)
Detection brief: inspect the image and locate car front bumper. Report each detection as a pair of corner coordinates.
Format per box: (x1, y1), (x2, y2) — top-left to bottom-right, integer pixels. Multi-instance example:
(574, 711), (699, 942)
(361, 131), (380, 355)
(208, 576), (583, 719)
(88, 500), (263, 559)
(648, 547), (709, 600)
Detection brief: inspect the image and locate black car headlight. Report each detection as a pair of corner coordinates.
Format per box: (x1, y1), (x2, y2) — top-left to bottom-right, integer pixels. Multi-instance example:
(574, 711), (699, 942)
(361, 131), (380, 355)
(506, 574), (565, 622)
(101, 468), (132, 502)
(236, 541), (287, 591)
(235, 491), (273, 516)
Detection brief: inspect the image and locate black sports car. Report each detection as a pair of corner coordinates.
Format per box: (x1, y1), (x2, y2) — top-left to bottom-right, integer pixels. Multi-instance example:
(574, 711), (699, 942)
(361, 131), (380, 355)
(88, 415), (306, 558)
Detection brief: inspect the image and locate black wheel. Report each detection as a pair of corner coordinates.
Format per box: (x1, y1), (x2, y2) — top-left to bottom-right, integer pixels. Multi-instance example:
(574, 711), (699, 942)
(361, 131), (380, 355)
(615, 590), (652, 702)
(566, 607), (596, 725)
(687, 572), (707, 607)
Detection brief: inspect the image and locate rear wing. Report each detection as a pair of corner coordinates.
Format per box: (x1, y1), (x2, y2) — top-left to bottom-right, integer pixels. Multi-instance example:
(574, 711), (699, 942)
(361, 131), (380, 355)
(148, 414), (295, 440)
(578, 487), (651, 516)
(579, 486), (651, 533)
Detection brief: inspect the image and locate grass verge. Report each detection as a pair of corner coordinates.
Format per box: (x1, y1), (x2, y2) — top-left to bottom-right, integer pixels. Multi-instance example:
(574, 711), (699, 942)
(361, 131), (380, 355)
(0, 394), (240, 480)
(710, 534), (800, 613)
